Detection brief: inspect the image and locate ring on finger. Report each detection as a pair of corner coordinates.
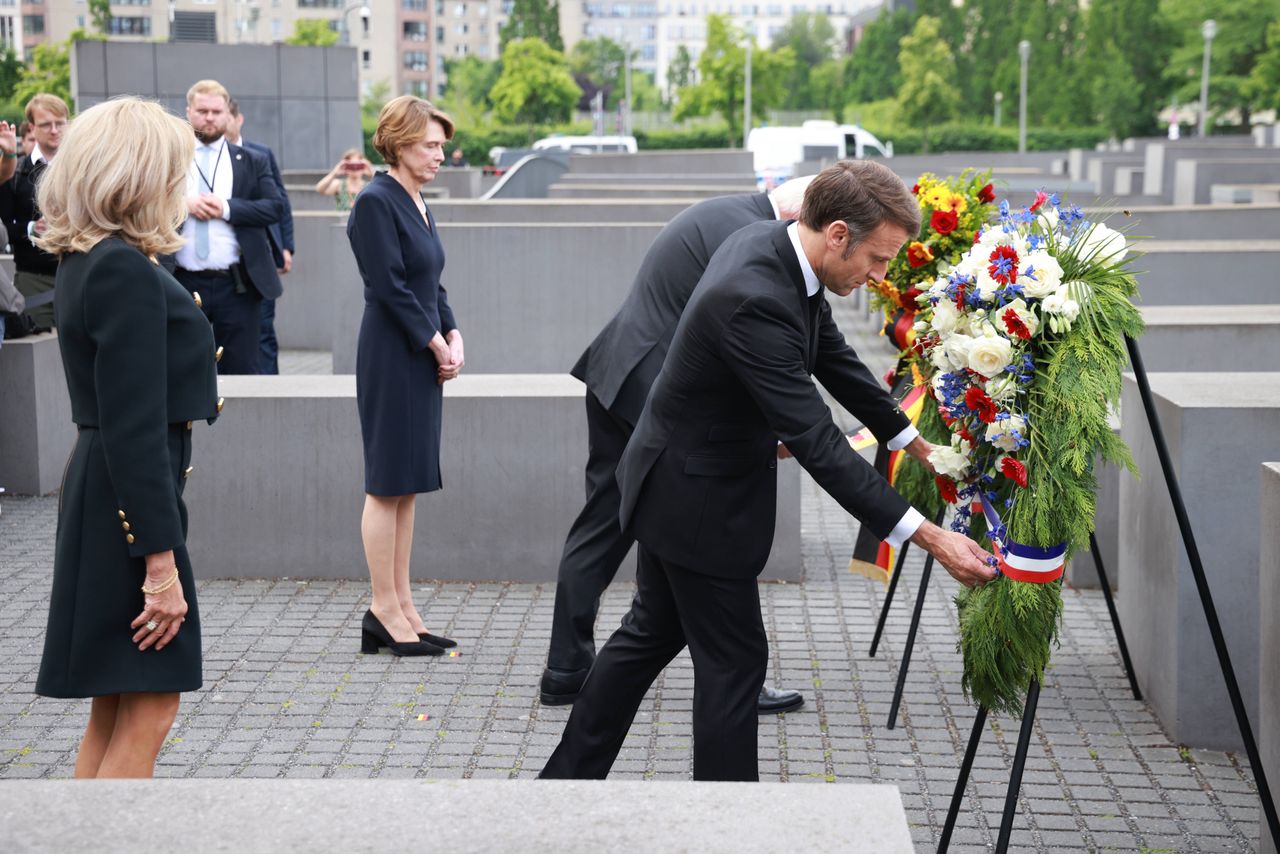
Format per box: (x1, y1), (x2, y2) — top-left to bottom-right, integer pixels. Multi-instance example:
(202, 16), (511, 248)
(145, 619), (160, 632)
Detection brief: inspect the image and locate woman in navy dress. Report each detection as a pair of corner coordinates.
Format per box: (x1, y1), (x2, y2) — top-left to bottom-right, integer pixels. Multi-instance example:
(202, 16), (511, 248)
(347, 96), (462, 657)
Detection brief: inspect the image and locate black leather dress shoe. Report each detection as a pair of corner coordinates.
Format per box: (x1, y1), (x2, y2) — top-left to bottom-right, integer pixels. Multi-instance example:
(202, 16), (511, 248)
(758, 685), (804, 715)
(540, 667), (591, 705)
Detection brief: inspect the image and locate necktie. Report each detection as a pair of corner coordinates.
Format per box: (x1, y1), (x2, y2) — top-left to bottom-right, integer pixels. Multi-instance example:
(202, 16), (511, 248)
(195, 146), (212, 260)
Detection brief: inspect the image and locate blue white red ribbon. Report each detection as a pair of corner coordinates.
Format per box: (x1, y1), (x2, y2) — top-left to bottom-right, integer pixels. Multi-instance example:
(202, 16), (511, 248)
(973, 496), (1066, 584)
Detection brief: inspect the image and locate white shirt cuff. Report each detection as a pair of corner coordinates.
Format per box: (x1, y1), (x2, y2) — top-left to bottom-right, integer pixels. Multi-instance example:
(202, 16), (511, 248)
(220, 199), (231, 221)
(885, 423), (919, 451)
(884, 506), (926, 551)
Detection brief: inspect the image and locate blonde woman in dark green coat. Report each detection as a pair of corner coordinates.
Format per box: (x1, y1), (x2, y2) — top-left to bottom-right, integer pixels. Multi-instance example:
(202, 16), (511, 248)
(34, 98), (220, 778)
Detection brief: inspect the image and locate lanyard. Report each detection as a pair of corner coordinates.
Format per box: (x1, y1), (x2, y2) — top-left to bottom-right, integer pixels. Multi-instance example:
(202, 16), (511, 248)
(194, 142), (224, 194)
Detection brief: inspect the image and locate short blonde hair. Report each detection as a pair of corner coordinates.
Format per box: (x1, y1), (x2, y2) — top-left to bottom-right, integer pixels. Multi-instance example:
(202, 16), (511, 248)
(36, 97), (194, 258)
(25, 93), (69, 123)
(372, 96), (454, 167)
(342, 147), (363, 160)
(186, 79), (230, 107)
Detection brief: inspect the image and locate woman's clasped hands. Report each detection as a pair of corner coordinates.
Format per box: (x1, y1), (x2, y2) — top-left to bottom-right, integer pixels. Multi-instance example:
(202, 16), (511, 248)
(430, 330), (464, 384)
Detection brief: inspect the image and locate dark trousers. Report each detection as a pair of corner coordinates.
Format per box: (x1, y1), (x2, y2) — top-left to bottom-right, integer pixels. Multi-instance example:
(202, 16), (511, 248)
(540, 546), (768, 781)
(546, 390), (637, 673)
(174, 268), (262, 375)
(259, 298), (279, 374)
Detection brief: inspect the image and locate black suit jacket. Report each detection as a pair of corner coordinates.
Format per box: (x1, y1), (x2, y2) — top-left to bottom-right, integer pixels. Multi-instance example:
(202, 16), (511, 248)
(242, 139), (295, 262)
(55, 238), (220, 556)
(208, 141), (284, 299)
(572, 192), (776, 426)
(616, 221), (913, 579)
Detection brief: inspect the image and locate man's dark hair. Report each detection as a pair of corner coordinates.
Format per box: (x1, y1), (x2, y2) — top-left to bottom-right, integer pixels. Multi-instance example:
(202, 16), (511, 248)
(227, 98), (241, 118)
(799, 160), (921, 250)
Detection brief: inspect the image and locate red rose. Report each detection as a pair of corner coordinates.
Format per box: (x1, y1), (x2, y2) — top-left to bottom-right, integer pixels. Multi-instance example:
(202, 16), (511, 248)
(973, 229), (983, 245)
(930, 208), (959, 236)
(978, 183), (995, 204)
(936, 475), (958, 504)
(900, 286), (922, 311)
(1001, 456), (1028, 488)
(1029, 190), (1048, 213)
(911, 183), (920, 195)
(964, 386), (998, 423)
(1002, 307), (1032, 340)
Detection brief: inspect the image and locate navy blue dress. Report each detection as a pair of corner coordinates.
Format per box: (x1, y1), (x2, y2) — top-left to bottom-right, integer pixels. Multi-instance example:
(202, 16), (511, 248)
(347, 173), (457, 496)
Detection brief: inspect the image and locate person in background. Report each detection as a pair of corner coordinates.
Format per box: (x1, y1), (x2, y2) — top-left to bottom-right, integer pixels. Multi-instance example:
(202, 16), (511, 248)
(447, 148), (468, 167)
(18, 121), (35, 157)
(224, 98), (295, 375)
(0, 94), (69, 331)
(346, 96), (461, 657)
(316, 149), (375, 212)
(33, 96), (222, 778)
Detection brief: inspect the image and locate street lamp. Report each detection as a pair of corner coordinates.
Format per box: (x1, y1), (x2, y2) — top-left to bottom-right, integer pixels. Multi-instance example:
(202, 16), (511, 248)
(1198, 19), (1216, 137)
(623, 32), (633, 138)
(743, 20), (753, 150)
(341, 3), (371, 45)
(1017, 40), (1030, 154)
(994, 90), (1003, 128)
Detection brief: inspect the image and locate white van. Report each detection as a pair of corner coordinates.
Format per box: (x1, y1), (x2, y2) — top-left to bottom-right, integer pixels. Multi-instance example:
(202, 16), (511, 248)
(531, 135), (639, 154)
(747, 120), (893, 188)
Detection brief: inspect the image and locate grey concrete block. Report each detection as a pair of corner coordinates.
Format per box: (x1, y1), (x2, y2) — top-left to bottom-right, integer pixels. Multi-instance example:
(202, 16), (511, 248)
(71, 41), (107, 98)
(0, 779), (914, 852)
(1137, 305), (1280, 371)
(549, 183), (758, 199)
(1173, 157), (1280, 206)
(430, 169), (483, 200)
(0, 333), (74, 496)
(275, 219), (348, 350)
(322, 100), (363, 165)
(239, 98), (285, 160)
(1114, 166), (1143, 196)
(1136, 241), (1280, 304)
(1142, 141), (1272, 198)
(429, 199), (694, 224)
(1261, 462), (1280, 854)
(331, 223), (665, 374)
(181, 374), (802, 582)
(1064, 456), (1121, 591)
(104, 42), (155, 96)
(279, 99), (335, 175)
(1086, 155), (1143, 195)
(324, 47), (358, 98)
(1210, 183), (1280, 205)
(1100, 204), (1280, 241)
(574, 149), (755, 175)
(1118, 372), (1280, 751)
(278, 45), (327, 98)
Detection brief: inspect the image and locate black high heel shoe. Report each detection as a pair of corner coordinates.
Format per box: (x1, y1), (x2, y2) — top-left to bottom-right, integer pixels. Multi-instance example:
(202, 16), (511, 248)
(417, 631), (457, 649)
(361, 610), (445, 657)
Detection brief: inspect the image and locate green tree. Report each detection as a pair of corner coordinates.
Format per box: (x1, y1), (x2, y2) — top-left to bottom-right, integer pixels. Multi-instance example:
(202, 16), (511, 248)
(673, 15), (793, 143)
(770, 11), (837, 109)
(490, 38), (581, 134)
(88, 0), (112, 35)
(570, 36), (628, 109)
(1079, 0), (1171, 137)
(361, 78), (391, 121)
(895, 16), (960, 152)
(12, 29), (104, 109)
(499, 0), (562, 53)
(285, 18), (339, 46)
(1246, 19), (1280, 113)
(666, 45), (695, 104)
(0, 48), (22, 105)
(810, 59), (847, 121)
(441, 56), (500, 109)
(845, 7), (914, 104)
(1162, 0), (1280, 127)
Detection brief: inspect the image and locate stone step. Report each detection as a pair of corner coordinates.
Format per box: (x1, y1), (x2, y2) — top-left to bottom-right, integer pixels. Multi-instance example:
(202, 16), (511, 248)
(554, 173), (754, 187)
(567, 149), (756, 175)
(0, 779), (915, 852)
(1174, 157), (1280, 206)
(1136, 240), (1280, 304)
(547, 183), (758, 199)
(182, 374), (802, 583)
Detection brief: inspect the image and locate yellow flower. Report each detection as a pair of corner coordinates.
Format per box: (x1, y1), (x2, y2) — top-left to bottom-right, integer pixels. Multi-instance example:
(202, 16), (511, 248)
(924, 185), (950, 210)
(944, 192), (969, 213)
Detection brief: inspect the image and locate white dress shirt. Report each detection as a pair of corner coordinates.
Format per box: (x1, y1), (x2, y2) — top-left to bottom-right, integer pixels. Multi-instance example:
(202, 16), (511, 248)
(785, 221), (925, 549)
(175, 138), (239, 271)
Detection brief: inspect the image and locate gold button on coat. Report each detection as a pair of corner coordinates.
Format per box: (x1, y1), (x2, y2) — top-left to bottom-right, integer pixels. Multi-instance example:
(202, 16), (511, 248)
(216, 397), (225, 413)
(126, 534), (135, 544)
(192, 291), (202, 308)
(183, 466), (194, 478)
(121, 521), (131, 532)
(117, 510), (126, 519)
(186, 421), (193, 430)
(215, 346), (224, 363)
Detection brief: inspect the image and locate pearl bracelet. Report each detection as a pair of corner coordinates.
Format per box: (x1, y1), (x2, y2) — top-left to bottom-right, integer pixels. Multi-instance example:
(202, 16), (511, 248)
(141, 568), (180, 595)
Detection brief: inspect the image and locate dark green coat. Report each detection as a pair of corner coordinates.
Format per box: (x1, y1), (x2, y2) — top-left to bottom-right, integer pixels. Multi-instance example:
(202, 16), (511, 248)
(37, 238), (220, 698)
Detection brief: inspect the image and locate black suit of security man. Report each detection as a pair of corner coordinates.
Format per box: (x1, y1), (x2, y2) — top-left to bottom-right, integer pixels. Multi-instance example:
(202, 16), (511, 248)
(171, 141), (283, 375)
(540, 220), (915, 781)
(241, 137), (294, 374)
(542, 191), (908, 714)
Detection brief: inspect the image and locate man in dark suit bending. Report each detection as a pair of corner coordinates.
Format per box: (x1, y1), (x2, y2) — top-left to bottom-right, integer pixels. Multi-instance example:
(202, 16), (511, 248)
(540, 160), (996, 782)
(173, 79), (283, 375)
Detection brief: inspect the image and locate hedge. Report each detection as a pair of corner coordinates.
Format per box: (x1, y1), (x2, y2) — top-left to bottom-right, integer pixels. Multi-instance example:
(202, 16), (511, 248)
(867, 123), (1111, 155)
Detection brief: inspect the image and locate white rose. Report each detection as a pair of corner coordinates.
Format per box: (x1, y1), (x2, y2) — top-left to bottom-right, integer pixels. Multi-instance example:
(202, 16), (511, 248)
(978, 226), (1010, 250)
(953, 250), (981, 279)
(930, 345), (952, 372)
(966, 333), (1014, 377)
(1076, 223), (1127, 265)
(1020, 251), (1063, 298)
(1060, 298), (1081, 323)
(985, 414), (1027, 453)
(973, 268), (1001, 303)
(929, 438), (973, 479)
(943, 333), (975, 371)
(930, 300), (961, 336)
(998, 297), (1040, 339)
(986, 373), (1018, 402)
(927, 278), (949, 299)
(1038, 206), (1059, 231)
(1041, 291), (1065, 315)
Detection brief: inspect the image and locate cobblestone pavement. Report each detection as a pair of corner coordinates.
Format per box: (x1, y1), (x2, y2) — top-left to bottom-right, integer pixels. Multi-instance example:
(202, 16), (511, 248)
(0, 298), (1265, 853)
(0, 487), (1262, 853)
